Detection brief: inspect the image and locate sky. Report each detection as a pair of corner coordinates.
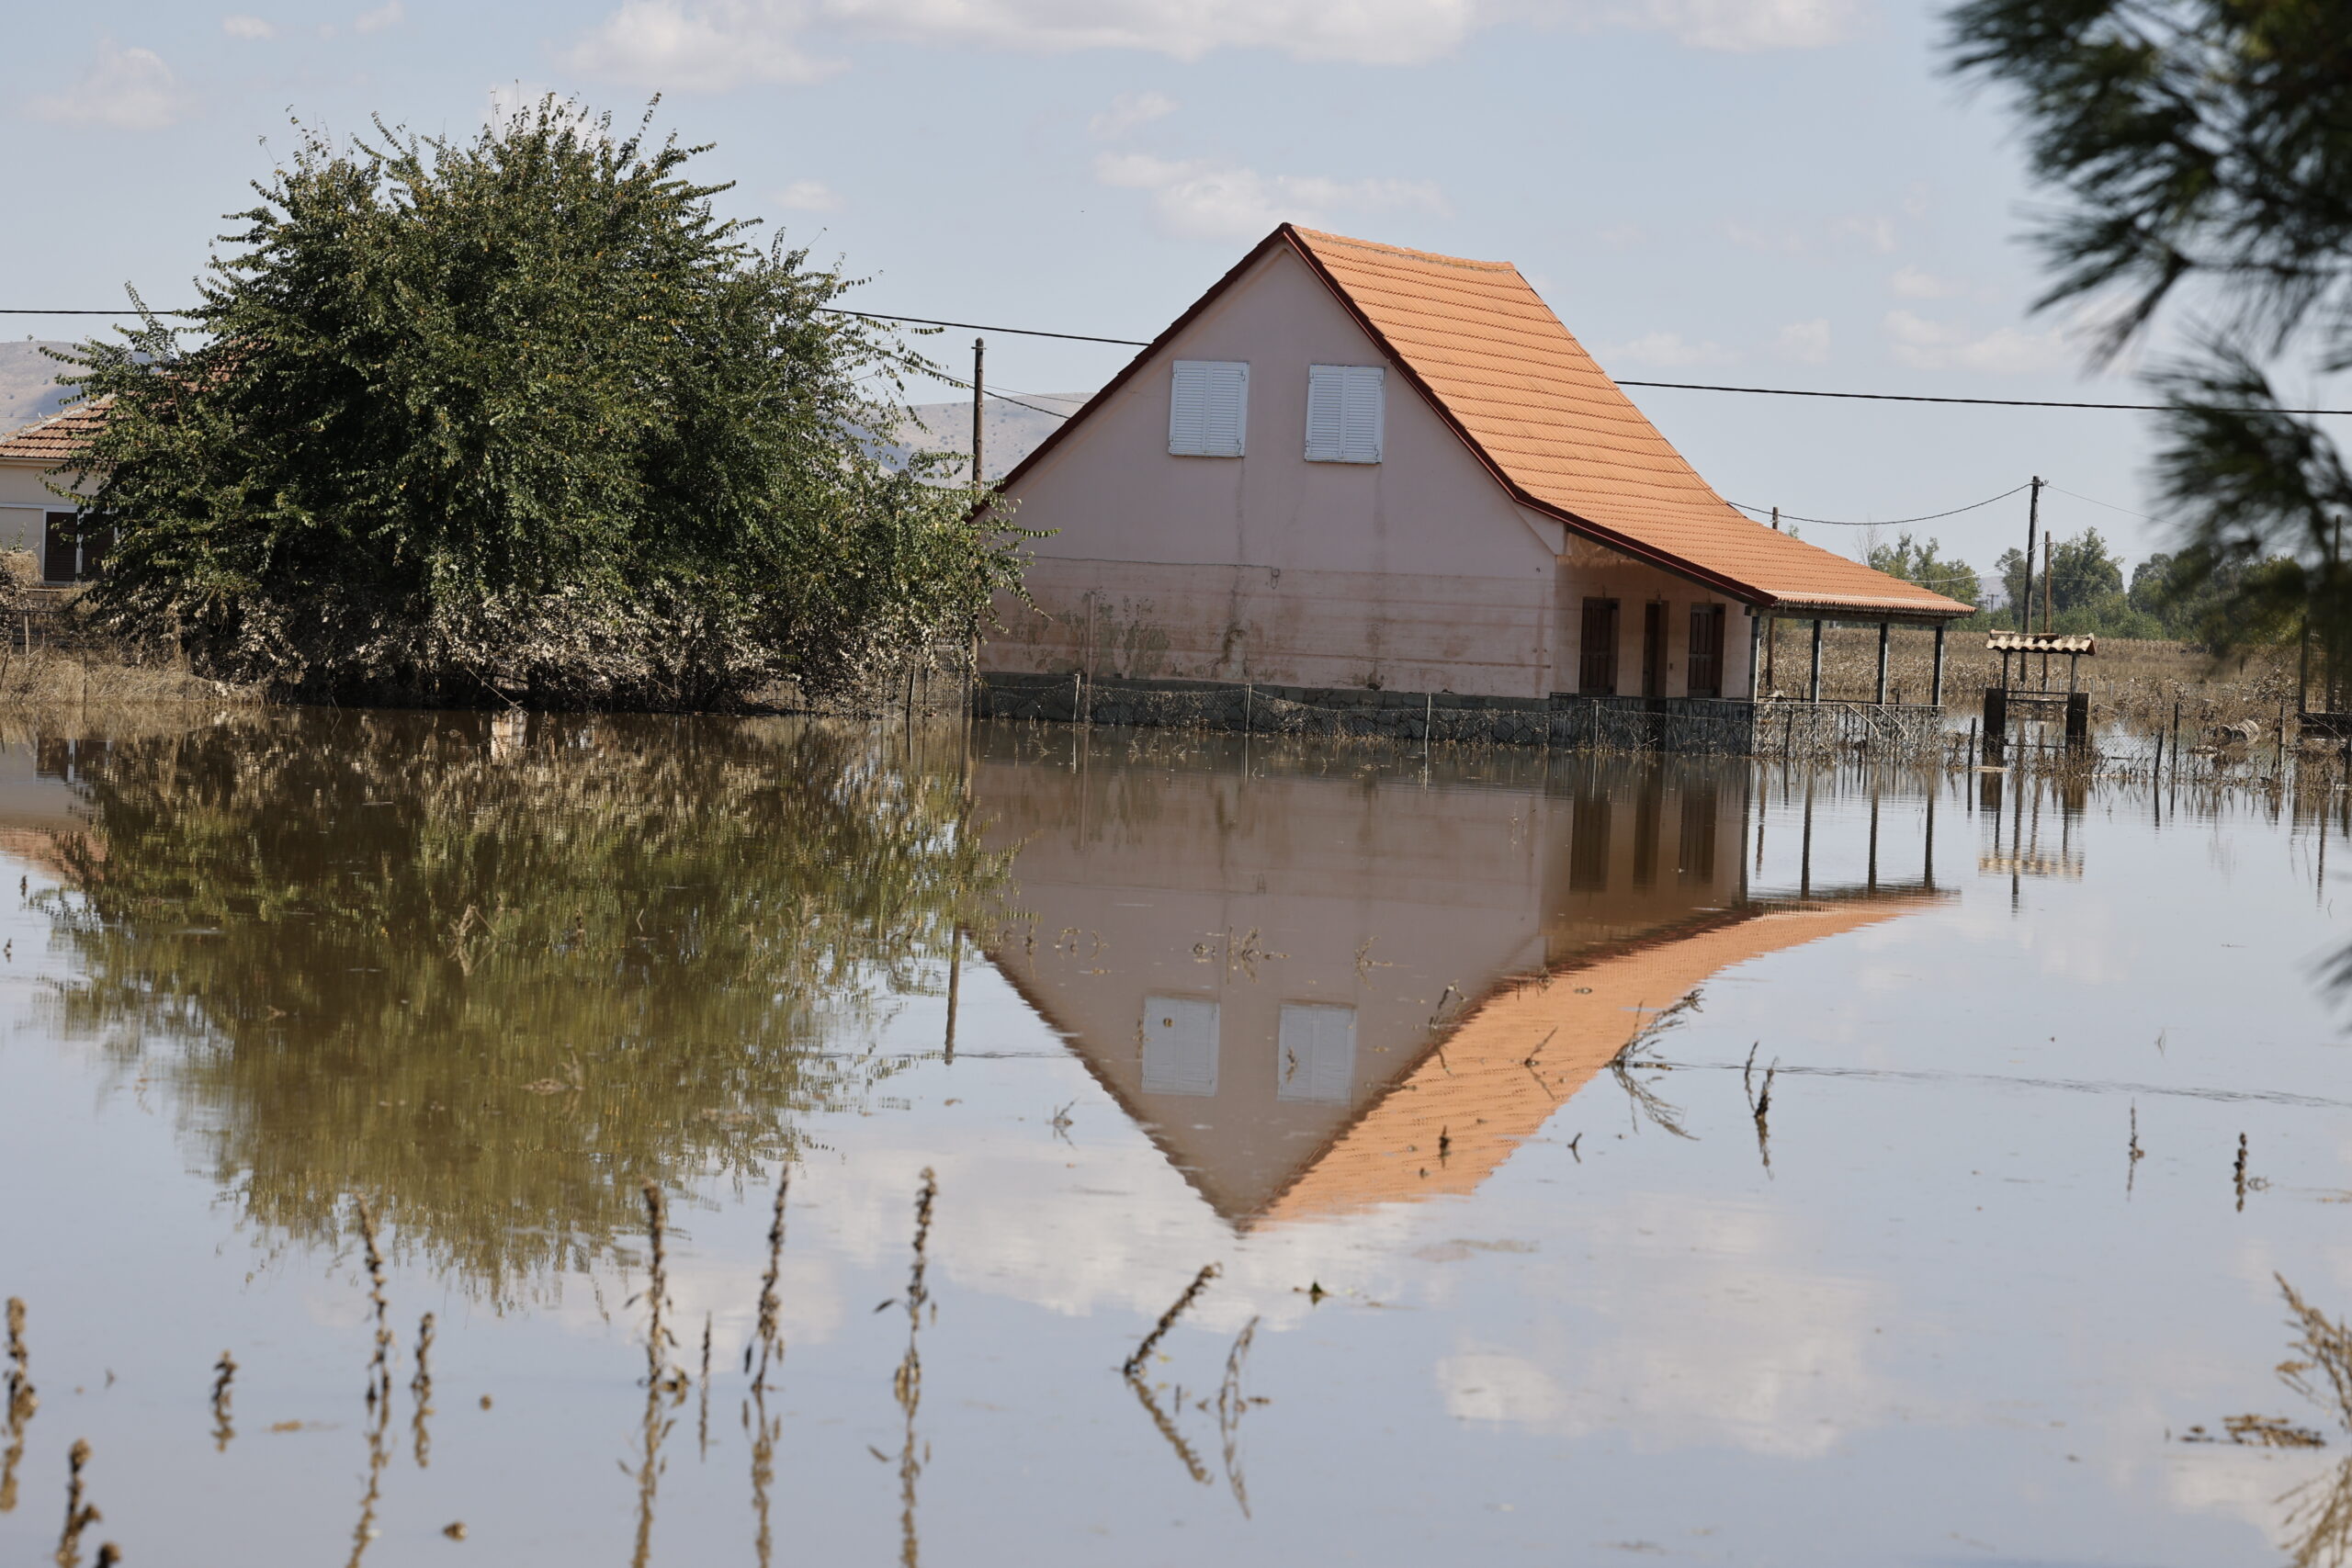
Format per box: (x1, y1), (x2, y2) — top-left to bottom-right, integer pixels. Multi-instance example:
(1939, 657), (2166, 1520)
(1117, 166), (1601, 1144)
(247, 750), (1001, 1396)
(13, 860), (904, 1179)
(12, 0), (2333, 584)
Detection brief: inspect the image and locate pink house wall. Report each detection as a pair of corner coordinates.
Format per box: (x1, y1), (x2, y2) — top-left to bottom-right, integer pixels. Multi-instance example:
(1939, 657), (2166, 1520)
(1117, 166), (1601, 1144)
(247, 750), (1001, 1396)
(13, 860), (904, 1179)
(985, 244), (1756, 701)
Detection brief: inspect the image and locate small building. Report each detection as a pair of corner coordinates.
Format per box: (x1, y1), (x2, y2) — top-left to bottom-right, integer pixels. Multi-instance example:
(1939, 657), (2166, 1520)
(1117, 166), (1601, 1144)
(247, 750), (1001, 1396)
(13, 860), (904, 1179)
(979, 225), (1971, 711)
(0, 403), (108, 583)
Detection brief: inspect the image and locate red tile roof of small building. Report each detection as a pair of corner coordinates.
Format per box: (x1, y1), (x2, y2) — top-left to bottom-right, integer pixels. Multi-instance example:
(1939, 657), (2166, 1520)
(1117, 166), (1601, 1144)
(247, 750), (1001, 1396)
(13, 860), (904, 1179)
(997, 225), (1973, 620)
(0, 401), (107, 468)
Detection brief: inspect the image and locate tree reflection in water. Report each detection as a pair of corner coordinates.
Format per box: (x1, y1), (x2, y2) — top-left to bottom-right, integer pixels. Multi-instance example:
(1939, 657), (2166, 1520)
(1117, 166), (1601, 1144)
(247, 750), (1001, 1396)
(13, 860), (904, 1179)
(29, 711), (1002, 1303)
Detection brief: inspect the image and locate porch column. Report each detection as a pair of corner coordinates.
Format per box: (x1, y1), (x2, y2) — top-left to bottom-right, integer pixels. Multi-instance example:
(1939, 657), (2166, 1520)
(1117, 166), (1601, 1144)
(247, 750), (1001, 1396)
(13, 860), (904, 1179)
(1807, 619), (1823, 704)
(1747, 610), (1763, 701)
(1874, 621), (1891, 705)
(1931, 623), (1948, 706)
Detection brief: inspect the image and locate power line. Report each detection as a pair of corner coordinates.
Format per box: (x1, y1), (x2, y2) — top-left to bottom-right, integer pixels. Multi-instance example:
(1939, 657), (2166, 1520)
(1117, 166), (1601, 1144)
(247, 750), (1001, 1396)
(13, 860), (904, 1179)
(1621, 378), (2352, 416)
(18, 299), (2352, 414)
(1728, 484), (2031, 528)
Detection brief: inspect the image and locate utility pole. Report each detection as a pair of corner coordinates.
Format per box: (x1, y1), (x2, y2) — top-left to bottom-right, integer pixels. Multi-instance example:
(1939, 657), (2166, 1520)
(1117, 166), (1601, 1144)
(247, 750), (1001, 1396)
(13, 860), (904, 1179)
(2041, 533), (2054, 689)
(1766, 505), (1781, 691)
(970, 337), (986, 484)
(2023, 476), (2041, 635)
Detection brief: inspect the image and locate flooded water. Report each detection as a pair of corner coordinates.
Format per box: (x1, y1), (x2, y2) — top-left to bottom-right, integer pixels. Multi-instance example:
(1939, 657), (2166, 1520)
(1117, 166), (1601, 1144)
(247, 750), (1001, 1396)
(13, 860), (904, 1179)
(2, 710), (2349, 1566)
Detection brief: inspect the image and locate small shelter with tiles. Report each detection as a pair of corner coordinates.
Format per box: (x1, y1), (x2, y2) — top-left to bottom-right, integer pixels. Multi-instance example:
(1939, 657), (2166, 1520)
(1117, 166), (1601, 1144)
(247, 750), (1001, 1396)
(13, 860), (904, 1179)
(977, 224), (1973, 717)
(0, 403), (108, 583)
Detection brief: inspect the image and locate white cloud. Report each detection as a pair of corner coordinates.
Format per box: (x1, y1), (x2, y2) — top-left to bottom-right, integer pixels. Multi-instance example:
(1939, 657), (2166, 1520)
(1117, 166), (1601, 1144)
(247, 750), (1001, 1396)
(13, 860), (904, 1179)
(1599, 331), (1739, 369)
(776, 178), (843, 211)
(565, 0), (1861, 91)
(222, 15), (276, 39)
(564, 1), (843, 90)
(1890, 265), (1962, 299)
(28, 40), (195, 132)
(1088, 89), (1177, 140)
(355, 0), (404, 30)
(1884, 310), (2072, 375)
(1773, 318), (1830, 365)
(1092, 152), (1448, 243)
(1627, 0), (1863, 51)
(1831, 213), (1897, 253)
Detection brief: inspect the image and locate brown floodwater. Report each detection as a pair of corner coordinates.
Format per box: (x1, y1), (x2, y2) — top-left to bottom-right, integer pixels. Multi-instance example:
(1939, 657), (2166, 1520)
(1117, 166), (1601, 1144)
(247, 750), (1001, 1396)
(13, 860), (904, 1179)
(0, 709), (2348, 1565)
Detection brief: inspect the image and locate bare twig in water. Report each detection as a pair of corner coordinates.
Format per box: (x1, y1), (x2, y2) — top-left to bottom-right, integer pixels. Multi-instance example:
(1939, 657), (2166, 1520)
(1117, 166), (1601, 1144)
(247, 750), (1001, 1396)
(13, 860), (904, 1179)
(211, 1351), (237, 1452)
(746, 1383), (780, 1568)
(1216, 1317), (1261, 1518)
(345, 1326), (393, 1567)
(2238, 1134), (2253, 1212)
(640, 1182), (682, 1391)
(1123, 1372), (1210, 1485)
(752, 1163), (789, 1392)
(1124, 1265), (1220, 1379)
(895, 1169), (938, 1568)
(1606, 992), (1702, 1141)
(410, 1315), (434, 1469)
(5, 1297), (37, 1513)
(1746, 1056), (1779, 1172)
(2128, 1103), (2144, 1196)
(55, 1438), (99, 1568)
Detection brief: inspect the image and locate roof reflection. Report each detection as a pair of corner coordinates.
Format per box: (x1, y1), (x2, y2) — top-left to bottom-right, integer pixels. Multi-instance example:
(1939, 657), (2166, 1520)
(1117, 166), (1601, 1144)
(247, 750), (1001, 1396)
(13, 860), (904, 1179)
(975, 730), (1940, 1228)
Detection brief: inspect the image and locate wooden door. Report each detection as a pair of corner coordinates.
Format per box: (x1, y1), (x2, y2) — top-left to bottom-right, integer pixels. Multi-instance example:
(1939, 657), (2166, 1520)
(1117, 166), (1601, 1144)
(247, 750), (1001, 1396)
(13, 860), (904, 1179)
(42, 513), (76, 583)
(1578, 598), (1619, 695)
(1642, 603), (1665, 697)
(1687, 604), (1724, 697)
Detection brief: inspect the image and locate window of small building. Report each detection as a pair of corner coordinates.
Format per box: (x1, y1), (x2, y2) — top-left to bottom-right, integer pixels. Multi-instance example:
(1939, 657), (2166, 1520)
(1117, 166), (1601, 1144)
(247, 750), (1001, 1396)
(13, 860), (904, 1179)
(1578, 597), (1619, 695)
(1168, 360), (1249, 457)
(1687, 603), (1725, 698)
(1304, 364), (1384, 463)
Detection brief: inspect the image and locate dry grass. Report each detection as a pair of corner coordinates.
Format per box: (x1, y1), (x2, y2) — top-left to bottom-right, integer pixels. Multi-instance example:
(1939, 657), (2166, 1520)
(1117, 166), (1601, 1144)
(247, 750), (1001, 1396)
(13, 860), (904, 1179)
(1774, 624), (2302, 736)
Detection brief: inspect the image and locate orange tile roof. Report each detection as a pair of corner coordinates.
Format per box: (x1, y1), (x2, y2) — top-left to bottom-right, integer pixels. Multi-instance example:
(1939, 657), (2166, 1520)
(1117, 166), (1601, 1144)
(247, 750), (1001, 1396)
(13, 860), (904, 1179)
(1254, 894), (1942, 1227)
(0, 401), (107, 468)
(1283, 229), (1971, 619)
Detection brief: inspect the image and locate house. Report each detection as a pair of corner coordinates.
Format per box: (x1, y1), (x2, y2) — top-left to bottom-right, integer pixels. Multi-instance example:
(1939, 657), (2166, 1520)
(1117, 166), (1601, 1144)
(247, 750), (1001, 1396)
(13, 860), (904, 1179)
(0, 402), (108, 583)
(973, 733), (1942, 1229)
(979, 225), (1972, 710)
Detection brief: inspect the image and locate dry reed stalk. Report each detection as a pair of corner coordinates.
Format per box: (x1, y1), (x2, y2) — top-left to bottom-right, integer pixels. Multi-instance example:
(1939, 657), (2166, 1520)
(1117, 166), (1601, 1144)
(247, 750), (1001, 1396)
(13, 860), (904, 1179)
(210, 1351), (237, 1452)
(640, 1181), (679, 1390)
(1124, 1264), (1220, 1379)
(410, 1314), (435, 1470)
(750, 1164), (789, 1392)
(697, 1314), (713, 1459)
(1124, 1371), (1210, 1484)
(354, 1201), (392, 1411)
(1215, 1316), (1261, 1518)
(55, 1438), (99, 1568)
(895, 1168), (938, 1568)
(2279, 1275), (2352, 1434)
(0, 1298), (28, 1515)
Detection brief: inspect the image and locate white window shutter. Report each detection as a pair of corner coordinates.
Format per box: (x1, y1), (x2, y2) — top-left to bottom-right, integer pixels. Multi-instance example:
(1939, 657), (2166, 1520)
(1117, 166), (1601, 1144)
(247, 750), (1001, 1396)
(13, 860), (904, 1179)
(1306, 365), (1346, 460)
(1170, 360), (1248, 457)
(1142, 996), (1221, 1096)
(1306, 365), (1384, 463)
(1276, 1004), (1356, 1103)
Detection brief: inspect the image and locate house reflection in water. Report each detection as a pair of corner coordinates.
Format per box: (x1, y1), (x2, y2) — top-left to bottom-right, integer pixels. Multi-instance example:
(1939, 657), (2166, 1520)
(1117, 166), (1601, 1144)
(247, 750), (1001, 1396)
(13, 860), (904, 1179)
(975, 731), (1941, 1229)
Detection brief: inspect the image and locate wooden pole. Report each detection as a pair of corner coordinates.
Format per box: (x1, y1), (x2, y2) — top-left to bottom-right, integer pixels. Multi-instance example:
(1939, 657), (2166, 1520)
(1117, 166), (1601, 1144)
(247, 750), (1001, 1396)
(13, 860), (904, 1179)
(1747, 609), (1763, 702)
(1807, 618), (1823, 704)
(970, 337), (985, 484)
(1766, 508), (1781, 689)
(1874, 620), (1890, 705)
(1931, 622), (1948, 706)
(2022, 476), (2041, 632)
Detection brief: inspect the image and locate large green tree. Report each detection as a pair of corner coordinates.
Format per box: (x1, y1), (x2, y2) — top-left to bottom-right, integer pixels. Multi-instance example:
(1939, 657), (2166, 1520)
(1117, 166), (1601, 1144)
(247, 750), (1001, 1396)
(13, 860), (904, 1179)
(51, 97), (1022, 707)
(1946, 0), (2352, 674)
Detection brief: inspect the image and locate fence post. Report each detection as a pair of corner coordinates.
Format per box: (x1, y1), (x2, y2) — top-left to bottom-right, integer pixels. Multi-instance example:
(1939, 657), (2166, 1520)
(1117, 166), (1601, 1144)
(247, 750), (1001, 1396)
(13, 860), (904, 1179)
(1874, 620), (1890, 705)
(1808, 619), (1823, 704)
(1931, 622), (1947, 707)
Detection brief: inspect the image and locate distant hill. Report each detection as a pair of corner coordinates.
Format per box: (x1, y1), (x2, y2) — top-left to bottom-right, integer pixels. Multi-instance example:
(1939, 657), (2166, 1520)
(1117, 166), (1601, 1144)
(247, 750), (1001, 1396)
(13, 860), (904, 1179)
(891, 392), (1089, 481)
(0, 342), (76, 432)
